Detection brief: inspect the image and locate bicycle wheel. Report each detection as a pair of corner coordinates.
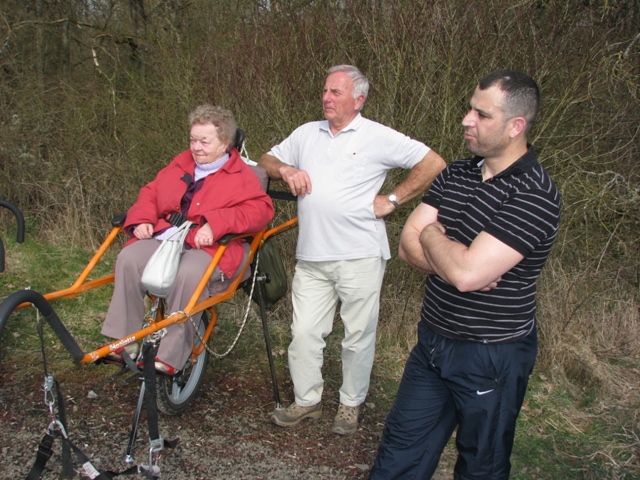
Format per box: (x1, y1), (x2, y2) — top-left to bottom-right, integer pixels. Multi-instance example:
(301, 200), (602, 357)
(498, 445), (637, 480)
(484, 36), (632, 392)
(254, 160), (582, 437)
(156, 310), (210, 415)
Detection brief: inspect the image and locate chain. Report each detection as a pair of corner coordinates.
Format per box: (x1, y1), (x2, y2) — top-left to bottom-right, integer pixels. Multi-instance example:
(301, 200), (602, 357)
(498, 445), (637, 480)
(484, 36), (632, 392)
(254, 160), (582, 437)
(180, 248), (261, 359)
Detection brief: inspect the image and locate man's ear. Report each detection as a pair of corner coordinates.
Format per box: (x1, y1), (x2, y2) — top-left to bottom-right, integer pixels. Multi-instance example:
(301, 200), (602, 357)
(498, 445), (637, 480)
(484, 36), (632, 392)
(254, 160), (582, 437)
(509, 116), (527, 139)
(355, 94), (366, 111)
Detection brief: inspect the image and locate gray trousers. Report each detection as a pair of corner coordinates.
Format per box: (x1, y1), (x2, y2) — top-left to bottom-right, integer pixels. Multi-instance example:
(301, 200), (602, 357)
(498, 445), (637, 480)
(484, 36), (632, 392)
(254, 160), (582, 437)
(101, 239), (248, 369)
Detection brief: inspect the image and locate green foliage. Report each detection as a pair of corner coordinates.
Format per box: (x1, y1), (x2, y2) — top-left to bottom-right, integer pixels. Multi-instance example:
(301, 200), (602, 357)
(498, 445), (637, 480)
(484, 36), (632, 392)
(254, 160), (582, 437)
(4, 0), (637, 285)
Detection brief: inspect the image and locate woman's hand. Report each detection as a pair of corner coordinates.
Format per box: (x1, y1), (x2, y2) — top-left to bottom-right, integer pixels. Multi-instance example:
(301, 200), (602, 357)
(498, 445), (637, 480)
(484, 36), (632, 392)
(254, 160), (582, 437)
(133, 223), (154, 239)
(194, 223), (214, 249)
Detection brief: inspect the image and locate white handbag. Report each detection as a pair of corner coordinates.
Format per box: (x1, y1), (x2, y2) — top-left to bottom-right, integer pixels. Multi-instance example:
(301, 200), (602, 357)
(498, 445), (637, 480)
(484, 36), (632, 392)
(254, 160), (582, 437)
(141, 220), (193, 298)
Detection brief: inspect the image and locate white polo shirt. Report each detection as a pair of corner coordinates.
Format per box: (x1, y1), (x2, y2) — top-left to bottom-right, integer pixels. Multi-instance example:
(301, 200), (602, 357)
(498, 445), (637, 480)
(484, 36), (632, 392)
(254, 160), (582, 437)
(269, 114), (430, 261)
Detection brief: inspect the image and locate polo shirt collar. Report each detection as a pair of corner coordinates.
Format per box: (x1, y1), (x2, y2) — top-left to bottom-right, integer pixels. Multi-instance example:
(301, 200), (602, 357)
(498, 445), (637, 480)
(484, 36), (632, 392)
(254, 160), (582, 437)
(473, 144), (538, 178)
(319, 113), (365, 136)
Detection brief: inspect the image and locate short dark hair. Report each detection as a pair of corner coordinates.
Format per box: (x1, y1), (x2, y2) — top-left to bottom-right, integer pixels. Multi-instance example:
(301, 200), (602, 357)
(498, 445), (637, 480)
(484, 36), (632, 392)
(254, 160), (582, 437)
(479, 70), (540, 135)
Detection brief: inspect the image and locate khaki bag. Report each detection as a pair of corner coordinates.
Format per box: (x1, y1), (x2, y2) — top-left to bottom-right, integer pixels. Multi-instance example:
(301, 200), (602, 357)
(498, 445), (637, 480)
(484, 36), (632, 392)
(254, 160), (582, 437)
(255, 238), (288, 308)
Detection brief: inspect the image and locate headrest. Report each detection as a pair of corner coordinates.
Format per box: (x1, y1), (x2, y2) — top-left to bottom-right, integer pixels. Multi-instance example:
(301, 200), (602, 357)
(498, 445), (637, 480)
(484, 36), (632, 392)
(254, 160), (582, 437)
(234, 128), (245, 151)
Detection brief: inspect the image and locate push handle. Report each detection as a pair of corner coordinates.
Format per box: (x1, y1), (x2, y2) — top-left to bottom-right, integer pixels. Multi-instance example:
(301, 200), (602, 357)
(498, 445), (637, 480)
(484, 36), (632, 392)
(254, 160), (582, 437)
(0, 200), (25, 243)
(0, 200), (25, 273)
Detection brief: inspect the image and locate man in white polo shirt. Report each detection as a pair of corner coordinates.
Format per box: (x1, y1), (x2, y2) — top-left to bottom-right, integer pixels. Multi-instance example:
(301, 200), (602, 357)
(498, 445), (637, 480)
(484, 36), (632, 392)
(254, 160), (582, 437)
(258, 64), (445, 435)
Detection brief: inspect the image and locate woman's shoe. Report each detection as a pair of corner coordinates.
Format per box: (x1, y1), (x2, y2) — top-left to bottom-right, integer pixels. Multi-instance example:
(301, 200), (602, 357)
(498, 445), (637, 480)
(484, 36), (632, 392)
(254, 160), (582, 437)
(102, 343), (139, 363)
(154, 359), (177, 375)
(136, 357), (177, 375)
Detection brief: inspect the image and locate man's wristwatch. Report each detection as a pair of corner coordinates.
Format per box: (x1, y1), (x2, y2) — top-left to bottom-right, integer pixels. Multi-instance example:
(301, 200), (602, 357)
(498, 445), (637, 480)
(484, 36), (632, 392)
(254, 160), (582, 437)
(388, 193), (399, 208)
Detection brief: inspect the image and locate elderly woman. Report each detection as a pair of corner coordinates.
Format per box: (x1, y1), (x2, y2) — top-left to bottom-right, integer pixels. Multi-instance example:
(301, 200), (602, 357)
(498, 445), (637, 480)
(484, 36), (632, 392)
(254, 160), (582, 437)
(101, 105), (274, 374)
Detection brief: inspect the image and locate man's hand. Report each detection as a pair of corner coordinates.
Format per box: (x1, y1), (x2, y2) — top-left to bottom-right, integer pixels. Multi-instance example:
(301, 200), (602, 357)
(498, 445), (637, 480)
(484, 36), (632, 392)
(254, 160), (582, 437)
(280, 164), (312, 197)
(133, 223), (154, 239)
(258, 153), (313, 198)
(422, 221), (446, 236)
(194, 223), (214, 249)
(373, 195), (396, 218)
(479, 276), (502, 292)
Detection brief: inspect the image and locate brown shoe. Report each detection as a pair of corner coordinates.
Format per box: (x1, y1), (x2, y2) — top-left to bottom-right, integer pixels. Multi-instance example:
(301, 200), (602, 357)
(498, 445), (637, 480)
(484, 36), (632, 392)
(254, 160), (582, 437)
(271, 402), (322, 427)
(331, 403), (360, 435)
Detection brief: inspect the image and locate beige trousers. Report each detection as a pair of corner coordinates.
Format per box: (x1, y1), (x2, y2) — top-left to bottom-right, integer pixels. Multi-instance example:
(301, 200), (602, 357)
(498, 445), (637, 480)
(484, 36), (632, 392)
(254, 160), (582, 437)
(288, 257), (386, 407)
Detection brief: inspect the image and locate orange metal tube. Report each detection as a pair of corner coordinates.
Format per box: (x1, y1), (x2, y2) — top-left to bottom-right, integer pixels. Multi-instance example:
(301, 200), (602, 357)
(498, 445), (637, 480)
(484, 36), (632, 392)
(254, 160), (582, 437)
(37, 217), (299, 365)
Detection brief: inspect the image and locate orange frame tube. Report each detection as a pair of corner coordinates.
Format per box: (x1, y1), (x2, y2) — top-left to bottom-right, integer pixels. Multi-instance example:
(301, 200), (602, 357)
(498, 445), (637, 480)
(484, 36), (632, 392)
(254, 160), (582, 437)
(15, 217), (298, 365)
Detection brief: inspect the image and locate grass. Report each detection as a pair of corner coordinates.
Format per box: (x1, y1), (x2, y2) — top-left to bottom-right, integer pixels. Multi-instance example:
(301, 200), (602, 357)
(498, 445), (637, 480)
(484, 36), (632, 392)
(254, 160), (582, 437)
(1, 229), (639, 478)
(0, 225), (116, 357)
(512, 373), (640, 479)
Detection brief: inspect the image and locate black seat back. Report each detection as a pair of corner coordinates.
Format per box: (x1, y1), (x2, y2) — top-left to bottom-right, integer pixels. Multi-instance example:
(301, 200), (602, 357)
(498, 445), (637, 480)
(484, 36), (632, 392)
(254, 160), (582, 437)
(234, 128), (245, 151)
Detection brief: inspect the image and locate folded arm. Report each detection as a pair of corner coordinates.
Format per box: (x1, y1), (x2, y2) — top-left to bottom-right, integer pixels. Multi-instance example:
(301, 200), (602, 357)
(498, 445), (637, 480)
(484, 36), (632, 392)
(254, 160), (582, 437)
(399, 203), (440, 274)
(399, 203), (524, 292)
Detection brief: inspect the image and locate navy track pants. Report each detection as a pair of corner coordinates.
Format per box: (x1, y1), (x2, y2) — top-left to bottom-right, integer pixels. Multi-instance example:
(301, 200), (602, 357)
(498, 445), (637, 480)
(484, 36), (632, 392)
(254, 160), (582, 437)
(371, 322), (537, 480)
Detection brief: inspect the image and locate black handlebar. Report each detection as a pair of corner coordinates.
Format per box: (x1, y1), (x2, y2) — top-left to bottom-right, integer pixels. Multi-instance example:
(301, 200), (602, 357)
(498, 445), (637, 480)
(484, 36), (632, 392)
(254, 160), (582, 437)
(0, 290), (85, 362)
(0, 200), (25, 243)
(0, 200), (25, 273)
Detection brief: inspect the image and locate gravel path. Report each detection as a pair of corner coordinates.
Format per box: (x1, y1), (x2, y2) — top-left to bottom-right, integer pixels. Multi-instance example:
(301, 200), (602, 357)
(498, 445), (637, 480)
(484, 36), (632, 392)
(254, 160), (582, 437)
(0, 355), (387, 479)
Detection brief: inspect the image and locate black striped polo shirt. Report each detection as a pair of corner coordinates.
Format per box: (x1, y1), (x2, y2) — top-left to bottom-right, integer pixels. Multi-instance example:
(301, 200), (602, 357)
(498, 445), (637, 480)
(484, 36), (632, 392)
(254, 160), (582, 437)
(421, 146), (561, 344)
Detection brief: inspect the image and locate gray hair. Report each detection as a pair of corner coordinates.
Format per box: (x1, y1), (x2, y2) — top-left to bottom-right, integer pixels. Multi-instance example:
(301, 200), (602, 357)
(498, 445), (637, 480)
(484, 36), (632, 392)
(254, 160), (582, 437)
(327, 65), (369, 108)
(188, 105), (237, 147)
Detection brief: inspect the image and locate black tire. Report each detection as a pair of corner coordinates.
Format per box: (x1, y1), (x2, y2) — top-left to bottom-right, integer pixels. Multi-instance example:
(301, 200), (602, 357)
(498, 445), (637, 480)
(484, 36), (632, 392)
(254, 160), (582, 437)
(156, 310), (210, 415)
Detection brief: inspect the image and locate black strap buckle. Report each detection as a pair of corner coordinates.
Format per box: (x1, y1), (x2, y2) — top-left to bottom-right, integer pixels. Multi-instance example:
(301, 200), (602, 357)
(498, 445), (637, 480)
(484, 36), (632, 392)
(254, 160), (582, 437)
(167, 212), (187, 227)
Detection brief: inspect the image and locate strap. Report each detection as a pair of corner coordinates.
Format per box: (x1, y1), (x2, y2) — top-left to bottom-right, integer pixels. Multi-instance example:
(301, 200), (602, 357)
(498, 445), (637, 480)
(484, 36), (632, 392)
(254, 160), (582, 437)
(141, 342), (179, 450)
(167, 212), (187, 227)
(25, 433), (54, 480)
(54, 377), (73, 475)
(60, 430), (149, 479)
(62, 432), (118, 479)
(120, 347), (140, 372)
(142, 342), (161, 441)
(24, 430), (129, 480)
(36, 317), (72, 475)
(139, 341), (179, 449)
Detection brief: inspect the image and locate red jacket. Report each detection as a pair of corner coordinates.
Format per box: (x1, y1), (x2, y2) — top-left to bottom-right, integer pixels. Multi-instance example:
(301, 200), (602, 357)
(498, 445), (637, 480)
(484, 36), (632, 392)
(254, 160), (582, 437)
(124, 148), (274, 278)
